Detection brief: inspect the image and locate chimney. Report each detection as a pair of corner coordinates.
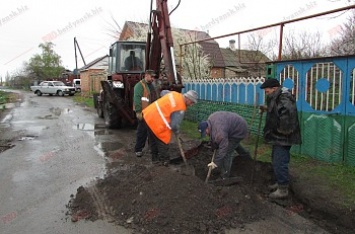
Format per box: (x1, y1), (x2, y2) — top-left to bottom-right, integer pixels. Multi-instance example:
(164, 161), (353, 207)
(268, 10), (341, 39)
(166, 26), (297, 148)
(229, 39), (236, 51)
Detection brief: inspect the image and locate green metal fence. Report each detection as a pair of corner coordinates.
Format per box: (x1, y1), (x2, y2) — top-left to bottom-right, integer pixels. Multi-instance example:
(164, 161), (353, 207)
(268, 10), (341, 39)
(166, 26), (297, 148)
(185, 100), (264, 136)
(185, 100), (355, 166)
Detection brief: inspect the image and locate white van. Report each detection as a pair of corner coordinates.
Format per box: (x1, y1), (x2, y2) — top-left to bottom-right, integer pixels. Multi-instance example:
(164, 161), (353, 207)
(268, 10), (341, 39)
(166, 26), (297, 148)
(73, 79), (81, 92)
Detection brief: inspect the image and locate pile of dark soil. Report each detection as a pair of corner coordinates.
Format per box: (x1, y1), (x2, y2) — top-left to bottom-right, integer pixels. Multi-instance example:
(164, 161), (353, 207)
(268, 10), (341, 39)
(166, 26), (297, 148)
(67, 142), (274, 233)
(67, 141), (355, 234)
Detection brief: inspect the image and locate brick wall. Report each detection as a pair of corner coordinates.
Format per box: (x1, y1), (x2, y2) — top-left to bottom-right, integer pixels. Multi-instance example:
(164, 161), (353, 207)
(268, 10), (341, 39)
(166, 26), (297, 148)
(80, 69), (106, 93)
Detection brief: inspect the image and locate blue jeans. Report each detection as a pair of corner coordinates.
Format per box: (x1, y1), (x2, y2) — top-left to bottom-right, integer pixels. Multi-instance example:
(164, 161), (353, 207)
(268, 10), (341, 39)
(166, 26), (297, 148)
(271, 145), (291, 185)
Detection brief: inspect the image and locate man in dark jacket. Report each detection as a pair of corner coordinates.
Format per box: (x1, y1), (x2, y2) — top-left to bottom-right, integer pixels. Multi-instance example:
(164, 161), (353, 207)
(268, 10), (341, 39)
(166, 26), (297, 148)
(260, 78), (301, 199)
(198, 111), (250, 179)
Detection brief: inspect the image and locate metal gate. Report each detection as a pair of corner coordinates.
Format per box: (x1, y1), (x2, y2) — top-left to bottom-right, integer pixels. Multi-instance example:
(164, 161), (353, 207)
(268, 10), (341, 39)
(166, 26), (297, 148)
(274, 55), (355, 165)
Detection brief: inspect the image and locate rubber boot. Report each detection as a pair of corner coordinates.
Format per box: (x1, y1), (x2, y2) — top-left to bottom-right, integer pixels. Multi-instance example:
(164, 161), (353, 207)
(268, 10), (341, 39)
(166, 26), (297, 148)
(268, 183), (278, 191)
(151, 154), (160, 165)
(269, 184), (288, 199)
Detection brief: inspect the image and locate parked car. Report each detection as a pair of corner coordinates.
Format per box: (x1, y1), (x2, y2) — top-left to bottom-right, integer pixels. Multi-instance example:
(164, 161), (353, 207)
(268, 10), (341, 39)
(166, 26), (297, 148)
(30, 81), (76, 96)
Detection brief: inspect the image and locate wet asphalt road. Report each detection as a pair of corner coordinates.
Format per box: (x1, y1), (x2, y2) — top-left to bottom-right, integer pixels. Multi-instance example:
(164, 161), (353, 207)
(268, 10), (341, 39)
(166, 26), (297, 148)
(0, 91), (131, 234)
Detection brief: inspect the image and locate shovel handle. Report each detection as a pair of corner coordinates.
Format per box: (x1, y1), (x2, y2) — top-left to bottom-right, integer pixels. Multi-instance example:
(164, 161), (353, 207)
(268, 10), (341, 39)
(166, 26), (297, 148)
(205, 149), (217, 184)
(176, 134), (187, 164)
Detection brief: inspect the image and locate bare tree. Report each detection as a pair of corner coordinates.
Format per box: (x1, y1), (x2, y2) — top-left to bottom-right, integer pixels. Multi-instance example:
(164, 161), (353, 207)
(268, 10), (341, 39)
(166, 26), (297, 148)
(329, 9), (355, 56)
(107, 19), (211, 79)
(104, 15), (122, 40)
(175, 30), (211, 79)
(281, 30), (327, 60)
(247, 32), (277, 60)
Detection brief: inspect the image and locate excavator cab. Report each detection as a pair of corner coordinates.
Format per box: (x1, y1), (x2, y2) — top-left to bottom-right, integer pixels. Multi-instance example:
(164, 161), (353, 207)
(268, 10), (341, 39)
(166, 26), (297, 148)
(95, 0), (183, 129)
(109, 41), (146, 74)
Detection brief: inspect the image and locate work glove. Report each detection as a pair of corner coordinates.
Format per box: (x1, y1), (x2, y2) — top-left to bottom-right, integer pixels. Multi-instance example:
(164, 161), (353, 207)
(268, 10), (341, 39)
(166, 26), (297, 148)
(136, 112), (143, 121)
(259, 105), (267, 113)
(207, 162), (217, 170)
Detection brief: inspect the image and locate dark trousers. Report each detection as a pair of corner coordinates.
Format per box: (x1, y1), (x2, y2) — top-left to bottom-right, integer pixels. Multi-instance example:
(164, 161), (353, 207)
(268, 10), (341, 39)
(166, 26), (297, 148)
(144, 120), (159, 162)
(134, 120), (148, 152)
(221, 138), (250, 178)
(271, 145), (291, 185)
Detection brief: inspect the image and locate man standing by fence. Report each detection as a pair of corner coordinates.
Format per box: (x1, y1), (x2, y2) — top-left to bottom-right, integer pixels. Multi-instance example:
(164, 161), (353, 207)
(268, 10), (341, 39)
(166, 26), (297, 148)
(260, 78), (301, 199)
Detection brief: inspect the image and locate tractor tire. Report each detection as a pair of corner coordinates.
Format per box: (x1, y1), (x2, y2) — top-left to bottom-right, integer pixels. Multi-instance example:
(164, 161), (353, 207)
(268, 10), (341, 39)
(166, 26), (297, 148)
(103, 100), (121, 129)
(97, 103), (104, 118)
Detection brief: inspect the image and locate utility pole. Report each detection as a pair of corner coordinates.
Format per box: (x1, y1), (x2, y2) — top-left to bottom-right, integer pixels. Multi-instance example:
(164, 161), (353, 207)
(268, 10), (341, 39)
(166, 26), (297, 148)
(74, 37), (86, 79)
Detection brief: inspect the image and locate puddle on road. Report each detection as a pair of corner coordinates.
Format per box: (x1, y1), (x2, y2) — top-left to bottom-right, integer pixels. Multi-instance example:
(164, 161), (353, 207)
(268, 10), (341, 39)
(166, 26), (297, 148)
(37, 114), (58, 120)
(0, 122), (10, 128)
(98, 141), (124, 152)
(18, 135), (37, 141)
(62, 108), (73, 114)
(75, 123), (95, 131)
(74, 123), (114, 136)
(49, 107), (62, 116)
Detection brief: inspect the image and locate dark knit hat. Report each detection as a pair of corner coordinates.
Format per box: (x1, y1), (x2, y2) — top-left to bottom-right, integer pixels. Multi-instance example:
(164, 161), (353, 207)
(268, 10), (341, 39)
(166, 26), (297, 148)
(145, 70), (156, 77)
(260, 78), (280, 89)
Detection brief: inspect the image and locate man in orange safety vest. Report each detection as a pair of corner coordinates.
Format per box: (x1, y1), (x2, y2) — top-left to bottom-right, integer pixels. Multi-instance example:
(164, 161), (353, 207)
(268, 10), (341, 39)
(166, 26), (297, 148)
(143, 90), (198, 166)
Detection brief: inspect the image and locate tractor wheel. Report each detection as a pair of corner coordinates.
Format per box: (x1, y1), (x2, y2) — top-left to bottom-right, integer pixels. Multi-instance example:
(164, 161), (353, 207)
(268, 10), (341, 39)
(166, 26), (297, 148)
(103, 100), (121, 129)
(97, 102), (104, 118)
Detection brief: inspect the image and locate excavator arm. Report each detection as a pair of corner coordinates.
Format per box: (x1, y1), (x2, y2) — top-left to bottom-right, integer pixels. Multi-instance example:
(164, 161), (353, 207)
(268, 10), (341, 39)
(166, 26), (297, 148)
(146, 0), (183, 92)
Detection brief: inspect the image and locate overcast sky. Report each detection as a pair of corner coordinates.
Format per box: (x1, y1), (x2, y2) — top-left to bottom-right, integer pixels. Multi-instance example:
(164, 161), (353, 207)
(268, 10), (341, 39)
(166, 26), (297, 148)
(0, 0), (353, 78)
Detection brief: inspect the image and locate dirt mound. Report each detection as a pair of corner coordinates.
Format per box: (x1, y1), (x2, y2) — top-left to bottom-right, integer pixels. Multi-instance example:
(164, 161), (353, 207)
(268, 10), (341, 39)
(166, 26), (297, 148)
(67, 141), (355, 234)
(67, 143), (273, 233)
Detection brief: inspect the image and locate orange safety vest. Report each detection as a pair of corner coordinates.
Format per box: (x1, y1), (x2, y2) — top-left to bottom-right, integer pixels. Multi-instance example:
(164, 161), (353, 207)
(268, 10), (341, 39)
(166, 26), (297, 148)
(133, 80), (150, 111)
(143, 91), (186, 144)
(140, 80), (150, 110)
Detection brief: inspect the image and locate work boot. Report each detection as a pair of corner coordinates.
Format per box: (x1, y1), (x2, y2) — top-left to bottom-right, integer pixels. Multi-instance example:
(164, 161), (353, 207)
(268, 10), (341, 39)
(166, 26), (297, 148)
(269, 185), (288, 199)
(268, 183), (278, 191)
(135, 151), (143, 157)
(151, 154), (159, 162)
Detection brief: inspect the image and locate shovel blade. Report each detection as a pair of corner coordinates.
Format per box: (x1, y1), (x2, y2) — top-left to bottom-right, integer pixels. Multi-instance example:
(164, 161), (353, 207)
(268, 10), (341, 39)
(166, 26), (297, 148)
(208, 176), (243, 186)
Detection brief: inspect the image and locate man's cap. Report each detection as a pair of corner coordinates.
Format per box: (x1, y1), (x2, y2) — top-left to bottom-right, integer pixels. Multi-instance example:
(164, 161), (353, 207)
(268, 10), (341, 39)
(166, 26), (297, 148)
(145, 70), (156, 77)
(260, 78), (280, 89)
(183, 90), (198, 103)
(198, 121), (208, 138)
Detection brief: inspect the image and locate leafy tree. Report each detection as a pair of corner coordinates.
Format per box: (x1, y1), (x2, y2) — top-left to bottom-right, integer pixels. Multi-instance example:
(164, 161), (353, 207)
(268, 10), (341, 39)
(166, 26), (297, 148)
(25, 42), (65, 80)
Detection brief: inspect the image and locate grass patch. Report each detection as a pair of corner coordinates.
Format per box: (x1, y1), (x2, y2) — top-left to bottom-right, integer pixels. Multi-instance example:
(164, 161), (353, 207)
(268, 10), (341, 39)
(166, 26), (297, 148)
(72, 93), (95, 108)
(0, 90), (18, 104)
(291, 156), (355, 206)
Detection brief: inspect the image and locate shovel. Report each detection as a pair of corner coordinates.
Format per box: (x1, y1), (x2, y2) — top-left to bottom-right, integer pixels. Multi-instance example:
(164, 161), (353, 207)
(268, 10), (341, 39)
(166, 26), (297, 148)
(250, 110), (264, 184)
(205, 149), (217, 183)
(175, 134), (195, 176)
